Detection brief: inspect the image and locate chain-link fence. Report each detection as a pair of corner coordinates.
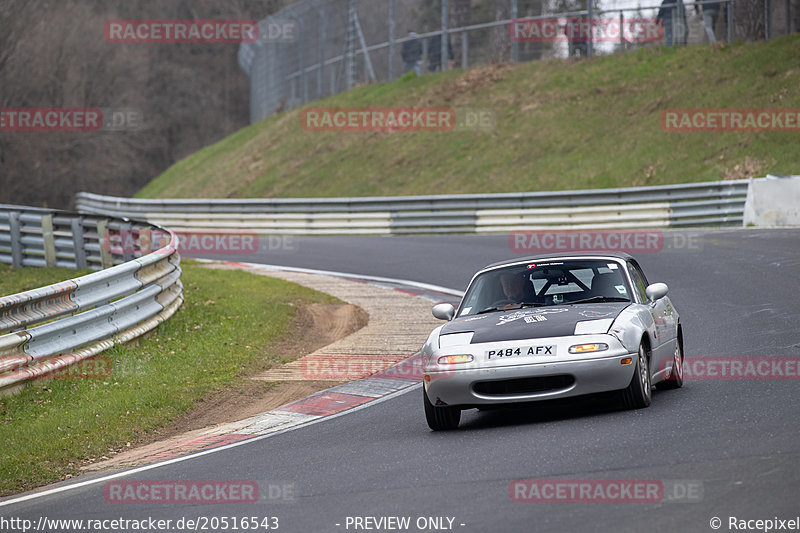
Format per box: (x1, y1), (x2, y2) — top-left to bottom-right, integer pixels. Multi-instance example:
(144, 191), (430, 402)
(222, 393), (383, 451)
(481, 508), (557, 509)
(238, 0), (797, 123)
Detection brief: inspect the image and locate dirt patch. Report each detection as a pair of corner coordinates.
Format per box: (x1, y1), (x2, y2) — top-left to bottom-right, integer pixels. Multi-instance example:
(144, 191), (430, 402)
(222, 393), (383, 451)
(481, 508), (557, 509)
(83, 301), (368, 469)
(426, 63), (512, 105)
(156, 302), (366, 436)
(162, 304), (366, 437)
(722, 156), (772, 181)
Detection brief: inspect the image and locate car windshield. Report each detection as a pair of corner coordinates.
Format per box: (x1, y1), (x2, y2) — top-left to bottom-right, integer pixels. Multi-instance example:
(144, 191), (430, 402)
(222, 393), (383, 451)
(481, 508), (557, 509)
(458, 259), (632, 316)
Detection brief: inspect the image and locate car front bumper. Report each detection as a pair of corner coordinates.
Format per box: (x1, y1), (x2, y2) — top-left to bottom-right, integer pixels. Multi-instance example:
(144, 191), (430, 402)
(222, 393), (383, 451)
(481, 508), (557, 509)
(423, 336), (637, 406)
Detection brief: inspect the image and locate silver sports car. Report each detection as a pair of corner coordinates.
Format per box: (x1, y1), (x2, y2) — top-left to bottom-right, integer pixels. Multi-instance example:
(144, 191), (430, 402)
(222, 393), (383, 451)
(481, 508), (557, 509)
(421, 253), (683, 430)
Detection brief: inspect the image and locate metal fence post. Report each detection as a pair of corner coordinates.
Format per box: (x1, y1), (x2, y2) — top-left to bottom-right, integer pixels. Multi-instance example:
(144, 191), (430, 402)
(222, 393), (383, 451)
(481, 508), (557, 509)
(422, 35), (428, 71)
(765, 0), (771, 39)
(71, 217), (87, 270)
(313, 1), (326, 98)
(346, 0), (357, 89)
(786, 0), (791, 33)
(587, 0), (594, 57)
(511, 0), (519, 63)
(9, 211), (22, 269)
(41, 215), (56, 268)
(286, 6), (307, 104)
(389, 0), (396, 80)
(441, 0), (449, 71)
(728, 0), (735, 42)
(461, 31), (468, 69)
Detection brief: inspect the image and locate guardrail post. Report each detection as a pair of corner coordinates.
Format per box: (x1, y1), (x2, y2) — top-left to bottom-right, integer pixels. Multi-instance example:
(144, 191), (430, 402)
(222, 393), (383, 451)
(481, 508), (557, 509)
(41, 215), (57, 268)
(71, 218), (87, 269)
(9, 211), (22, 269)
(139, 227), (153, 255)
(96, 219), (114, 269)
(121, 222), (134, 263)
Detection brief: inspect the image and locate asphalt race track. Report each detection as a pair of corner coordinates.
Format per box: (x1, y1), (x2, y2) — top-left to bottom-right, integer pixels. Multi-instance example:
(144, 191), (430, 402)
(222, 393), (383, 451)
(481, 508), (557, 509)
(4, 228), (800, 533)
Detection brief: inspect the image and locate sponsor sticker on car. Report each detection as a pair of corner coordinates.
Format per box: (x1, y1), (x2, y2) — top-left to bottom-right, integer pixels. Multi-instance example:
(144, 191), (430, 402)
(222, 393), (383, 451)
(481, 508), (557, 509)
(486, 345), (556, 359)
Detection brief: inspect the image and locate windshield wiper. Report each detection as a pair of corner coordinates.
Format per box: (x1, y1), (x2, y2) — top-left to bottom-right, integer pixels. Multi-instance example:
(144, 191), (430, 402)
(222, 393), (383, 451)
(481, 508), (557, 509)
(476, 301), (545, 314)
(567, 296), (630, 305)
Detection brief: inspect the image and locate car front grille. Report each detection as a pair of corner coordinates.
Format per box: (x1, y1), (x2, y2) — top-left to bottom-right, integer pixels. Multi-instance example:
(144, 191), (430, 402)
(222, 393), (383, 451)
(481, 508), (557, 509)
(472, 375), (575, 396)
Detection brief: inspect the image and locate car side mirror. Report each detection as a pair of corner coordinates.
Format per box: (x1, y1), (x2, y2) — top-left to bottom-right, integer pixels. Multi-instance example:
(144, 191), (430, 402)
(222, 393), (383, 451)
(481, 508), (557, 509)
(432, 303), (455, 321)
(645, 283), (669, 303)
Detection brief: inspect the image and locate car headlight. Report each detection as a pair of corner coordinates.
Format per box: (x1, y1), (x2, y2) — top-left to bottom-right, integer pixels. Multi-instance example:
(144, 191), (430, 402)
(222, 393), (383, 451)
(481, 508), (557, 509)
(568, 343), (609, 354)
(437, 354), (474, 364)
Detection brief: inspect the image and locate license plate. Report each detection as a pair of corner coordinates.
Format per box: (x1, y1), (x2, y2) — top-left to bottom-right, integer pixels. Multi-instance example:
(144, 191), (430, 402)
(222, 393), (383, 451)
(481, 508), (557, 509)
(486, 345), (556, 359)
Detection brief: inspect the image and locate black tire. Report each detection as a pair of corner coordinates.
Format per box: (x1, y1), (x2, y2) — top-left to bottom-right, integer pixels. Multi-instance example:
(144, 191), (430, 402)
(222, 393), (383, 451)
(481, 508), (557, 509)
(423, 386), (461, 430)
(656, 337), (684, 390)
(620, 343), (652, 409)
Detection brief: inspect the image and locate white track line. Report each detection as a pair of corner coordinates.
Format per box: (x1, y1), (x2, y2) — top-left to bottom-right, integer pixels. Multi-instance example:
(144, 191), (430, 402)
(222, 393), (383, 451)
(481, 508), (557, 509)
(223, 261), (466, 298)
(1, 263), (458, 508)
(0, 383), (423, 508)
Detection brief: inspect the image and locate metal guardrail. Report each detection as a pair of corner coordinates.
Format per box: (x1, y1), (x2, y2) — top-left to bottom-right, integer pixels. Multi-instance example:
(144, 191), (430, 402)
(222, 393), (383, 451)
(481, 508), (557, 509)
(0, 205), (184, 394)
(75, 180), (750, 235)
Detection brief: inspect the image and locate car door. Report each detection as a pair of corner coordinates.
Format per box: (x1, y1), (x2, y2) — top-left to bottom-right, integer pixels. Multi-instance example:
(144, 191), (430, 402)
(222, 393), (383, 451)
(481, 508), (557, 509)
(627, 260), (675, 372)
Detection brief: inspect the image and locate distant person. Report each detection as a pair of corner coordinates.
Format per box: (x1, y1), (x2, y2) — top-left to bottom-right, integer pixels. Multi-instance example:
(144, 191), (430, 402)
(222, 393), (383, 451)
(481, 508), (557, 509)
(697, 0), (721, 43)
(427, 29), (454, 72)
(657, 0), (688, 46)
(401, 31), (422, 75)
(564, 15), (589, 57)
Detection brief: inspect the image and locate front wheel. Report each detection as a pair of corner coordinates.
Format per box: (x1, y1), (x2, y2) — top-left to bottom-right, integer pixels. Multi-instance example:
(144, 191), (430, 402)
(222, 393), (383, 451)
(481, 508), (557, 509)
(619, 343), (652, 409)
(656, 338), (684, 390)
(423, 386), (460, 430)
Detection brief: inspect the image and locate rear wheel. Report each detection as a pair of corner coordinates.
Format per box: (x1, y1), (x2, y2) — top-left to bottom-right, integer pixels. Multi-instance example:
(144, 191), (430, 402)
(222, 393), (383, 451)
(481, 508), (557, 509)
(656, 338), (684, 390)
(620, 343), (652, 409)
(423, 387), (461, 430)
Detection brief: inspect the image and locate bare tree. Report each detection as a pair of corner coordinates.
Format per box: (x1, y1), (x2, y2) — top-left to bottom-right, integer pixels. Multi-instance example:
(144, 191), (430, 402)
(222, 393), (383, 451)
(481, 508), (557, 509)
(733, 0), (766, 39)
(1, 0), (285, 209)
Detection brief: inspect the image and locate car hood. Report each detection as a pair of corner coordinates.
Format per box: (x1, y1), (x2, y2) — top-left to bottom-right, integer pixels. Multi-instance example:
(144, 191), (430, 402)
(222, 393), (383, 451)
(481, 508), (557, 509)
(440, 303), (630, 344)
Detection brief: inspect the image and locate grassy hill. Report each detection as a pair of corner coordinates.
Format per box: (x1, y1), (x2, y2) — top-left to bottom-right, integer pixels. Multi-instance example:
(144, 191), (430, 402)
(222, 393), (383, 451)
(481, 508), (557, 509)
(137, 35), (800, 199)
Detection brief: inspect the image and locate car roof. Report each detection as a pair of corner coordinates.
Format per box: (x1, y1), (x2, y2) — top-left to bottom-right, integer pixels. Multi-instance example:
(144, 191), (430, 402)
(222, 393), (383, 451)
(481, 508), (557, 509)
(480, 252), (635, 272)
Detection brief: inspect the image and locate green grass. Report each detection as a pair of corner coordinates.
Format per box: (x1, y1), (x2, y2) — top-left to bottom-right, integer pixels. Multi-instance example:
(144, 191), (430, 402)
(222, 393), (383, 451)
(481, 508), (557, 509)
(0, 264), (93, 295)
(137, 36), (800, 200)
(0, 262), (339, 496)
